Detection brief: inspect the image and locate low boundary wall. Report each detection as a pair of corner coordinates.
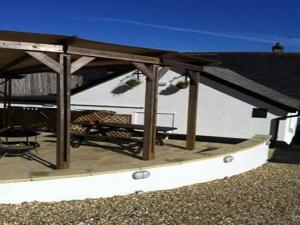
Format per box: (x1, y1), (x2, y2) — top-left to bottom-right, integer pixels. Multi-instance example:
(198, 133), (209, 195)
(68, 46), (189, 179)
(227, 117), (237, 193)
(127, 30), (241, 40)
(0, 135), (270, 204)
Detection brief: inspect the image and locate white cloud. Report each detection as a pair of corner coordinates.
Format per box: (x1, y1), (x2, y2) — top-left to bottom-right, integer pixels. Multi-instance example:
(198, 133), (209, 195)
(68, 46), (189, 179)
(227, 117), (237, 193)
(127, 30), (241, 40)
(72, 16), (300, 46)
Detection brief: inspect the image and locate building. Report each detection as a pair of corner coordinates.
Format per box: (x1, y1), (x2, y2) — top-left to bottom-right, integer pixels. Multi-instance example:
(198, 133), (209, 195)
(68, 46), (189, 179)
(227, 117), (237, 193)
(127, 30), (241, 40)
(0, 31), (296, 202)
(2, 35), (299, 145)
(5, 54), (300, 145)
(70, 64), (299, 144)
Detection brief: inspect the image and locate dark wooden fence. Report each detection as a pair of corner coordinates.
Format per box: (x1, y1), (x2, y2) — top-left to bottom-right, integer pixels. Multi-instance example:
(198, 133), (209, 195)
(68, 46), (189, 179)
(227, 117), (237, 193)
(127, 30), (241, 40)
(0, 73), (83, 96)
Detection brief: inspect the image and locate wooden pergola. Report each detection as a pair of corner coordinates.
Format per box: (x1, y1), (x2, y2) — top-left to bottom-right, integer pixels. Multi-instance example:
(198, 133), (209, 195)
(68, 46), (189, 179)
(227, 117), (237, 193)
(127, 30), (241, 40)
(0, 30), (214, 169)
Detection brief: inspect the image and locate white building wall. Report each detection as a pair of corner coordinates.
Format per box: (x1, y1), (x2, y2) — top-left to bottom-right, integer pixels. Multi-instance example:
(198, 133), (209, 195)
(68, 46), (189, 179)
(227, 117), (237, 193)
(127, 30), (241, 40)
(71, 71), (297, 143)
(70, 70), (297, 144)
(277, 112), (298, 144)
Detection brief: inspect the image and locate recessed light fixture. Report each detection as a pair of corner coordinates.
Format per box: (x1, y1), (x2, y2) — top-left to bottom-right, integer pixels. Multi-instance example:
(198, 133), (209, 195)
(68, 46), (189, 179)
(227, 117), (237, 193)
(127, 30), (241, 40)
(132, 170), (150, 180)
(223, 155), (234, 163)
(158, 82), (167, 86)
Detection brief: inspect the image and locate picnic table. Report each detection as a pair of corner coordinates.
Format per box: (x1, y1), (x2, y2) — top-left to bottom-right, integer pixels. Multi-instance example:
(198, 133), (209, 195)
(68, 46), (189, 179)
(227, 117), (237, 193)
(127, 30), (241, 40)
(71, 121), (177, 153)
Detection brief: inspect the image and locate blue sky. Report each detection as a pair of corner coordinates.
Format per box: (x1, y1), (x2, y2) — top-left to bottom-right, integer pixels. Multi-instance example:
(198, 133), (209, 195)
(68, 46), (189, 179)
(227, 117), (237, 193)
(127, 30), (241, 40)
(1, 0), (299, 52)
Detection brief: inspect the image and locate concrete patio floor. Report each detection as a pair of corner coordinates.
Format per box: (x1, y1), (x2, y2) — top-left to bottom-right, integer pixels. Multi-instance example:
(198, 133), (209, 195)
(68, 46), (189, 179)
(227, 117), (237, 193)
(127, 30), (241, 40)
(0, 134), (236, 182)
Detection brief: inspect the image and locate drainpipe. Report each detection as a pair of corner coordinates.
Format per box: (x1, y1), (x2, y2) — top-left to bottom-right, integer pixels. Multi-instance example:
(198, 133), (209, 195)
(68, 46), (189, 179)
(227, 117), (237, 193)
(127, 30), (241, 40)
(270, 112), (300, 147)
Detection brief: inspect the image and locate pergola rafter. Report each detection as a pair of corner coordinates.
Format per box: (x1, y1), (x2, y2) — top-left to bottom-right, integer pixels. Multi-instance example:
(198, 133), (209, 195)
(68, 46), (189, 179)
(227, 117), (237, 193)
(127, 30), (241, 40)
(0, 40), (63, 53)
(162, 58), (203, 72)
(132, 62), (154, 80)
(25, 51), (62, 73)
(71, 56), (95, 74)
(157, 66), (170, 80)
(0, 54), (30, 73)
(67, 46), (161, 64)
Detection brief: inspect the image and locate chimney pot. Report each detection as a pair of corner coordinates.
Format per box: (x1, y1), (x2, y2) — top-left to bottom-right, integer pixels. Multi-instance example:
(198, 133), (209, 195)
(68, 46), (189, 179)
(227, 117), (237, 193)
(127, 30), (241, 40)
(272, 42), (284, 53)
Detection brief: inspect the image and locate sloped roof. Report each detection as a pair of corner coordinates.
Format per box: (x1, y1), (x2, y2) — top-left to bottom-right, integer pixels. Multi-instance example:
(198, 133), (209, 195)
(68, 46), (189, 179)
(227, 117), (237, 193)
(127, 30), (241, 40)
(187, 52), (300, 100)
(202, 66), (300, 111)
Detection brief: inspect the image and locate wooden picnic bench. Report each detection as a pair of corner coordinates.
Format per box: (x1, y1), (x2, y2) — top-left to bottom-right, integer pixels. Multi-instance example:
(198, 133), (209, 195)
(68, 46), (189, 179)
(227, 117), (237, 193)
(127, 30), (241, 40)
(70, 121), (177, 154)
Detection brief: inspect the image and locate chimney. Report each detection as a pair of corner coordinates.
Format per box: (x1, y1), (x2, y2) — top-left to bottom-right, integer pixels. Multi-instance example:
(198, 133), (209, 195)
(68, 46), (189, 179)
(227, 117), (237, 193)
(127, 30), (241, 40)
(272, 42), (284, 53)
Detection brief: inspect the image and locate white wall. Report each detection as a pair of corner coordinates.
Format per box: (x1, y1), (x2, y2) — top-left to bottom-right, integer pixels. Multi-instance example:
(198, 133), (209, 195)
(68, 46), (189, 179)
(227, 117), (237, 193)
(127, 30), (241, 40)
(0, 135), (270, 204)
(277, 112), (299, 144)
(70, 70), (296, 143)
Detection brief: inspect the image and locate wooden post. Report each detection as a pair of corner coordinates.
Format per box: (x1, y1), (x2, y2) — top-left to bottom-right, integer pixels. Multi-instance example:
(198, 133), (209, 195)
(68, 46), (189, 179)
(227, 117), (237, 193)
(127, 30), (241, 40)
(7, 78), (12, 126)
(56, 54), (71, 169)
(143, 65), (159, 160)
(3, 78), (8, 128)
(186, 71), (200, 150)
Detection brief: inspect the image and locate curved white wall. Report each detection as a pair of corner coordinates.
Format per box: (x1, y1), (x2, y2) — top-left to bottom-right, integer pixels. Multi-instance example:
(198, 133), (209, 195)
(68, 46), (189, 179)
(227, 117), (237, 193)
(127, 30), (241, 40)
(0, 136), (270, 204)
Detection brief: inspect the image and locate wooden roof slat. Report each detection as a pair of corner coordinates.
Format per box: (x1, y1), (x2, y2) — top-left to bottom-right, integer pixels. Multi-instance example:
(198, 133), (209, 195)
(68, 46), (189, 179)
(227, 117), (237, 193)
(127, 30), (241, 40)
(67, 46), (161, 64)
(71, 56), (96, 74)
(162, 58), (203, 72)
(0, 30), (214, 76)
(0, 40), (63, 53)
(26, 51), (62, 73)
(158, 66), (170, 80)
(132, 62), (154, 80)
(0, 54), (31, 73)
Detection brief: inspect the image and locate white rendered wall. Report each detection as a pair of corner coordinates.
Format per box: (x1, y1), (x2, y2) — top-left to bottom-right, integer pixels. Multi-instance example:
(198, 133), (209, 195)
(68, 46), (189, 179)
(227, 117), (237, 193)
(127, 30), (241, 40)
(0, 136), (270, 204)
(71, 70), (297, 143)
(277, 112), (299, 144)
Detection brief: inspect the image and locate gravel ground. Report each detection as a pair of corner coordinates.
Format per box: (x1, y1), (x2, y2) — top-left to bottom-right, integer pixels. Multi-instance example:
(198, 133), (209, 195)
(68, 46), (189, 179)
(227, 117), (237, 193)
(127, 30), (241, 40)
(0, 162), (299, 225)
(1, 139), (300, 225)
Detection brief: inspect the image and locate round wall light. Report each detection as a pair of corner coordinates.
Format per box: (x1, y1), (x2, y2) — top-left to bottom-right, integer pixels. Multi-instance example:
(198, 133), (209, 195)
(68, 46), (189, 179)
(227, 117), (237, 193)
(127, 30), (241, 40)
(223, 155), (234, 163)
(132, 170), (150, 180)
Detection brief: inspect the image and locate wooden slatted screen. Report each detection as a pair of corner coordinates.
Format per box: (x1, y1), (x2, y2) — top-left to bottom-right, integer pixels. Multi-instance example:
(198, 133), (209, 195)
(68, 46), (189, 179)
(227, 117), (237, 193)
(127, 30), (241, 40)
(0, 107), (132, 138)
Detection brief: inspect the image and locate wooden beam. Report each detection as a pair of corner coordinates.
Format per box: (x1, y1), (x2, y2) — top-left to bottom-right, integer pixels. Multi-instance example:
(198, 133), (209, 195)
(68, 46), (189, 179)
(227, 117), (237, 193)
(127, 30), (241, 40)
(162, 58), (202, 72)
(186, 71), (200, 150)
(71, 56), (95, 74)
(26, 51), (62, 73)
(0, 54), (31, 72)
(56, 54), (71, 169)
(132, 62), (154, 80)
(67, 46), (160, 64)
(15, 58), (130, 76)
(89, 59), (130, 66)
(0, 40), (63, 52)
(143, 65), (159, 160)
(158, 66), (170, 80)
(1, 65), (56, 76)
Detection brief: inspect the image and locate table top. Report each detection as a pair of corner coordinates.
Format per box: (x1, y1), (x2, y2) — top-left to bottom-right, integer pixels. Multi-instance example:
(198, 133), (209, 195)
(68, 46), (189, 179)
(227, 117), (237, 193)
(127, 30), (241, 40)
(74, 121), (177, 132)
(0, 126), (41, 138)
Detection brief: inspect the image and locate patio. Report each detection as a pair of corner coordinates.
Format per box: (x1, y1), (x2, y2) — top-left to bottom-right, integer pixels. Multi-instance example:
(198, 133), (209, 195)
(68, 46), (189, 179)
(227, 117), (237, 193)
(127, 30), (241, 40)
(0, 133), (233, 182)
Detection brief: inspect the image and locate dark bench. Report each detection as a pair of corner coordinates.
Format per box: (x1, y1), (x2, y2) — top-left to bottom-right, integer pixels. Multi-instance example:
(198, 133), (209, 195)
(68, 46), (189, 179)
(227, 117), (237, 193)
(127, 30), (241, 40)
(71, 121), (177, 154)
